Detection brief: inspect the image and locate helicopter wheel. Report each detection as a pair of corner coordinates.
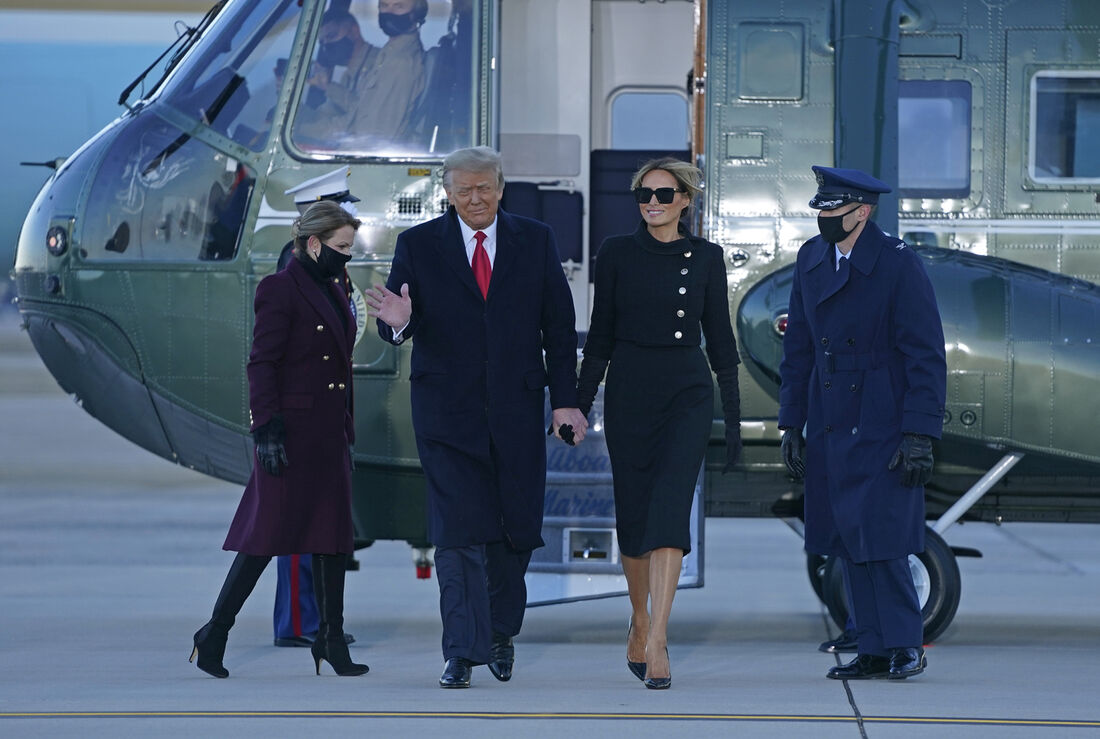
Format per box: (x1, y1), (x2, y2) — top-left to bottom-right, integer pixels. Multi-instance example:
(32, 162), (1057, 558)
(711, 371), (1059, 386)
(820, 527), (961, 644)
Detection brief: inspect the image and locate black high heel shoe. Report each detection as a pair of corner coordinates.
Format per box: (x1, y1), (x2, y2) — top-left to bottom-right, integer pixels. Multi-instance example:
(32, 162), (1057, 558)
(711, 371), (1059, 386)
(189, 622), (229, 678)
(627, 618), (646, 682)
(311, 636), (369, 676)
(643, 647), (671, 690)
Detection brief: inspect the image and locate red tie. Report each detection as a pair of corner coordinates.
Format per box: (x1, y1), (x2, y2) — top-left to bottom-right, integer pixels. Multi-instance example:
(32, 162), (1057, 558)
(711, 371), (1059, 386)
(472, 230), (491, 299)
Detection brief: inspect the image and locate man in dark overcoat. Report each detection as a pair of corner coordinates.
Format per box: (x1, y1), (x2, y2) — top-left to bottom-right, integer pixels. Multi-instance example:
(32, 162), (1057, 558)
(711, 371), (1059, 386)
(367, 146), (587, 688)
(778, 165), (947, 680)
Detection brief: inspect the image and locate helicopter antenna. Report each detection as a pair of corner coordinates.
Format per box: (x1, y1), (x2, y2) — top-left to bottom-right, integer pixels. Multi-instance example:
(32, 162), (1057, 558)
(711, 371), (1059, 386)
(117, 1), (226, 110)
(20, 160), (62, 170)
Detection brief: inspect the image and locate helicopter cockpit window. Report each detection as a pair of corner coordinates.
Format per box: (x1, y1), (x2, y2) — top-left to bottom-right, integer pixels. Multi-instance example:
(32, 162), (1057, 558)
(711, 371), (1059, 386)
(159, 0), (301, 151)
(81, 113), (255, 262)
(898, 80), (971, 199)
(290, 0), (477, 158)
(1030, 73), (1100, 183)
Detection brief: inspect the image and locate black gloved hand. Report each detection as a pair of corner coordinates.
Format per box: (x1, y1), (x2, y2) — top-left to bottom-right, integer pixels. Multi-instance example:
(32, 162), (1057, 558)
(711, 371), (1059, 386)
(888, 433), (934, 487)
(723, 426), (742, 473)
(780, 428), (805, 480)
(253, 416), (288, 477)
(547, 422), (576, 446)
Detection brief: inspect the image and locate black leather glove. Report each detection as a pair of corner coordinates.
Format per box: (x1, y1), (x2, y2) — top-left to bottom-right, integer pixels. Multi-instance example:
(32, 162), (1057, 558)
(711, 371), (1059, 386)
(724, 425), (742, 473)
(780, 428), (805, 480)
(253, 416), (288, 477)
(888, 433), (934, 487)
(715, 366), (742, 473)
(576, 355), (610, 417)
(547, 422), (575, 446)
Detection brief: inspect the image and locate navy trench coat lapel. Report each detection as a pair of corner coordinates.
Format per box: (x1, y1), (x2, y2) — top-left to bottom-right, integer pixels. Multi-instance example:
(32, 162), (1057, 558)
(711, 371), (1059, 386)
(433, 209), (484, 301)
(486, 210), (520, 302)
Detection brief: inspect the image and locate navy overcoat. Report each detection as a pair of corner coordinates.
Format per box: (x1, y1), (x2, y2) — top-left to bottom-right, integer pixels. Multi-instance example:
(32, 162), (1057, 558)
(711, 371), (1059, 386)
(778, 222), (946, 562)
(378, 207), (578, 551)
(223, 256), (357, 556)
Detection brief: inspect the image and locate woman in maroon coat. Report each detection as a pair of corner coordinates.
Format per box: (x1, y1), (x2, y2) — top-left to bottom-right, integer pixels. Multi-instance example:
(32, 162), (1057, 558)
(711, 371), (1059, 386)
(190, 200), (367, 678)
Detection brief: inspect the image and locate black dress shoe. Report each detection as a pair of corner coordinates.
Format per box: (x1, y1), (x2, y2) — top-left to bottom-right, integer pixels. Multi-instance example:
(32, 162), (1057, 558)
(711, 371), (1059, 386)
(487, 633), (514, 682)
(628, 661), (646, 681)
(888, 647), (926, 679)
(826, 654), (891, 680)
(439, 657), (473, 688)
(818, 628), (858, 653)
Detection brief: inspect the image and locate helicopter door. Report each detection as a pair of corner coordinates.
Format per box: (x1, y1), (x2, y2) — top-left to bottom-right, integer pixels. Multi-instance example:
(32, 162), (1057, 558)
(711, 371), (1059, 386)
(504, 0), (702, 604)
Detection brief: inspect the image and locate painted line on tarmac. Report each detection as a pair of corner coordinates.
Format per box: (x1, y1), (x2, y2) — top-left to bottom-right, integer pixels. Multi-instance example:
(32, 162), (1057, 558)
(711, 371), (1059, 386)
(2, 712), (1099, 727)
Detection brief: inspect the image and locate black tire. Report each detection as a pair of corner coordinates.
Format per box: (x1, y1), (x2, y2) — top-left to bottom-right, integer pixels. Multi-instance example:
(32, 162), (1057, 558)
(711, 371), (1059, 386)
(821, 527), (962, 643)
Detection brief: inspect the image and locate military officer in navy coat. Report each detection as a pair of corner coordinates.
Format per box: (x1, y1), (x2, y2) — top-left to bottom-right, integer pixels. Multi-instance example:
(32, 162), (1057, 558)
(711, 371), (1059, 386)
(367, 146), (588, 688)
(778, 166), (947, 680)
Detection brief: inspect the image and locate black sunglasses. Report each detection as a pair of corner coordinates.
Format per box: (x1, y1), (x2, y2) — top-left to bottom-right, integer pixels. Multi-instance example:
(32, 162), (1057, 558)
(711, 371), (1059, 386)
(632, 187), (684, 204)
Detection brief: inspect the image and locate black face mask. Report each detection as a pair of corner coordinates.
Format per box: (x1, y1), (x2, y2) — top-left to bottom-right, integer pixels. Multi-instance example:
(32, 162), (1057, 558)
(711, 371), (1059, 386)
(317, 242), (352, 278)
(319, 37), (354, 67)
(817, 205), (861, 245)
(378, 11), (419, 37)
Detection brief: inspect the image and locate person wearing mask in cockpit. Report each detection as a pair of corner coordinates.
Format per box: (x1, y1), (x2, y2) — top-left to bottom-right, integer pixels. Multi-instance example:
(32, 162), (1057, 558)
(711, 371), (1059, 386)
(298, 1), (427, 146)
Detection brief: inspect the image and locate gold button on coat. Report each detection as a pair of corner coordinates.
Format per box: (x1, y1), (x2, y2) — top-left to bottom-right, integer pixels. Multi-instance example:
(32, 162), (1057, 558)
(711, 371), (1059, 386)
(338, 383), (346, 390)
(323, 355), (330, 361)
(328, 383), (335, 390)
(316, 324), (324, 332)
(674, 331), (683, 339)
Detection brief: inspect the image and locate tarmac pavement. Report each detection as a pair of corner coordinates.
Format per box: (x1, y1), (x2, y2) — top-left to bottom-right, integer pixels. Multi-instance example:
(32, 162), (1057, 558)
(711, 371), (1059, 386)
(2, 312), (1099, 738)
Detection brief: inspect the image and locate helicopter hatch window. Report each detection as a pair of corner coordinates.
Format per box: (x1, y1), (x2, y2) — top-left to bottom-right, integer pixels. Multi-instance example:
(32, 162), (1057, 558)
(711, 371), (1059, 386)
(81, 114), (255, 262)
(160, 0), (301, 151)
(290, 0), (478, 158)
(898, 80), (971, 198)
(1030, 73), (1100, 183)
(609, 91), (689, 150)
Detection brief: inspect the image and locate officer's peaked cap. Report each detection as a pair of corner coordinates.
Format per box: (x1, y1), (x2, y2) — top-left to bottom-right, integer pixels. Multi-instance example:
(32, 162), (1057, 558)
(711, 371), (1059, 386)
(285, 166), (360, 210)
(808, 165), (891, 209)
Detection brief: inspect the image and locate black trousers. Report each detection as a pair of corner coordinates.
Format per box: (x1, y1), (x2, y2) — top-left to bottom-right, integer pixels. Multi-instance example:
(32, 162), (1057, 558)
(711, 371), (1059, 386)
(435, 541), (532, 663)
(842, 556), (922, 656)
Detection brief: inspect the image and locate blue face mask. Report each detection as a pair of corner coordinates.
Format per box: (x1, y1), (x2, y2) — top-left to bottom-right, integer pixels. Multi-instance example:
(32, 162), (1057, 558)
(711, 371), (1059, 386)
(378, 11), (418, 37)
(319, 37), (354, 66)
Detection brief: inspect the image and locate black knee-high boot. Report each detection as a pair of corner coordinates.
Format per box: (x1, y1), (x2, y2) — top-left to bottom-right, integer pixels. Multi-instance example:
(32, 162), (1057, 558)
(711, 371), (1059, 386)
(311, 553), (369, 676)
(190, 553), (270, 678)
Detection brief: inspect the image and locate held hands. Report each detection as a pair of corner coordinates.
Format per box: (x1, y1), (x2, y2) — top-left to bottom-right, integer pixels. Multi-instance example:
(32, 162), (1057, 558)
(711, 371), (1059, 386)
(365, 283), (412, 330)
(888, 433), (934, 487)
(780, 428), (805, 480)
(549, 407), (588, 446)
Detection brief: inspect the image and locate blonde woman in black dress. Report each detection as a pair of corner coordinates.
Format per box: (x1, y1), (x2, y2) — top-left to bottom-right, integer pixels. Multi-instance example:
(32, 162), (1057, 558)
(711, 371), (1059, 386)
(577, 158), (741, 689)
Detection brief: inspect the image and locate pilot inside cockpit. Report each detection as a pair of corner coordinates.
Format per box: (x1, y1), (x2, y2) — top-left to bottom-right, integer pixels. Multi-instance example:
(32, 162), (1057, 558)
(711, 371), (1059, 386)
(294, 1), (428, 149)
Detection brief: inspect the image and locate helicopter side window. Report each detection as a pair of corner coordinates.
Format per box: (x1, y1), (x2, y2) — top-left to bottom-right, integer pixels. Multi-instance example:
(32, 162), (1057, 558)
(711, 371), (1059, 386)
(290, 0), (477, 157)
(160, 0), (301, 151)
(898, 80), (971, 199)
(81, 114), (255, 263)
(1030, 73), (1100, 184)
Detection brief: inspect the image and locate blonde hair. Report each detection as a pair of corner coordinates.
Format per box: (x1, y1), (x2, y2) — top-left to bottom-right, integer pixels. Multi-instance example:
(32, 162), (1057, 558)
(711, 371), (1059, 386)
(442, 146), (505, 189)
(630, 157), (703, 202)
(291, 200), (361, 253)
